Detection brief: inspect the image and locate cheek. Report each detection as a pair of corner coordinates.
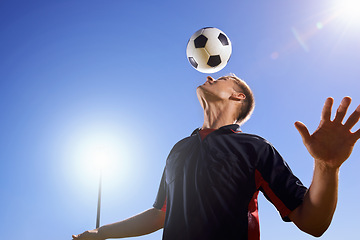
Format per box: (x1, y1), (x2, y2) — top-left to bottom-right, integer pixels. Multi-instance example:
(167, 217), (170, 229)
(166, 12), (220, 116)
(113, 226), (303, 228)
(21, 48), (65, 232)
(219, 85), (234, 98)
(218, 90), (232, 99)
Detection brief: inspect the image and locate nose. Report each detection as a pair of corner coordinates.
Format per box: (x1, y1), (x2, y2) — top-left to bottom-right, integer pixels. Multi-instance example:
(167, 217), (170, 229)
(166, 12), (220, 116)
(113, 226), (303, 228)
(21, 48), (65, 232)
(207, 76), (214, 82)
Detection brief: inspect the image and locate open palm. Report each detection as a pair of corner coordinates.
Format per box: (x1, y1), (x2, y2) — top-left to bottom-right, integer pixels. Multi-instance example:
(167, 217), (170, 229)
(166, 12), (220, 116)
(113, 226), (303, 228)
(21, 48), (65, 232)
(295, 97), (360, 168)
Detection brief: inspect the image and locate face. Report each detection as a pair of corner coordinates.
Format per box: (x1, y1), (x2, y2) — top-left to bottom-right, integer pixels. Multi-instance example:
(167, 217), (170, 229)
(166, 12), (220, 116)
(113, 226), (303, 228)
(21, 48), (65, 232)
(197, 76), (241, 101)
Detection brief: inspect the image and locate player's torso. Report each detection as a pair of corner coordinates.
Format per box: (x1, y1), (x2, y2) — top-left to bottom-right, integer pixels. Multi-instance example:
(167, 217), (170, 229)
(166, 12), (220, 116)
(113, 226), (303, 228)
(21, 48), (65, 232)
(164, 130), (264, 239)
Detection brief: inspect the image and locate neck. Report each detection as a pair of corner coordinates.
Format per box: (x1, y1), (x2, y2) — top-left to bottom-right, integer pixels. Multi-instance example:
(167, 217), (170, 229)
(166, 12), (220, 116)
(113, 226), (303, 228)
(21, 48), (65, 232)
(202, 101), (238, 129)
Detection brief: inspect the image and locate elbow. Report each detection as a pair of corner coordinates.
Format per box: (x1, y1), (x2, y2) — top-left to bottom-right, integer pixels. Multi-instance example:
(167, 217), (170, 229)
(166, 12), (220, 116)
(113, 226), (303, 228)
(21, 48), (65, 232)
(292, 217), (329, 238)
(308, 231), (325, 238)
(302, 225), (329, 238)
(290, 209), (332, 238)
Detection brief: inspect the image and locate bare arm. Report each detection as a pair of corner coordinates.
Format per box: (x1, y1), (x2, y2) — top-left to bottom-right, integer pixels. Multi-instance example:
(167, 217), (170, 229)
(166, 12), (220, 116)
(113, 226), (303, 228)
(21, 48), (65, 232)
(288, 161), (339, 237)
(72, 207), (165, 240)
(289, 97), (360, 237)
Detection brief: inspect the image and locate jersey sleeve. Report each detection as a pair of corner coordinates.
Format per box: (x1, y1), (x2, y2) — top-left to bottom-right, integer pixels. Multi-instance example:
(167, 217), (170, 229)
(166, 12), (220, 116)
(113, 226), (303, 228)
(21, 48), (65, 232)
(153, 168), (167, 211)
(255, 141), (308, 222)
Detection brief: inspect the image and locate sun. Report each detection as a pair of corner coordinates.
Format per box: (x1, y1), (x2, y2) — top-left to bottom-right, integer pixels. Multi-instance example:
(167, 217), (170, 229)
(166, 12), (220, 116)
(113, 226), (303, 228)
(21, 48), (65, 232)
(333, 0), (360, 25)
(80, 136), (117, 172)
(64, 123), (135, 191)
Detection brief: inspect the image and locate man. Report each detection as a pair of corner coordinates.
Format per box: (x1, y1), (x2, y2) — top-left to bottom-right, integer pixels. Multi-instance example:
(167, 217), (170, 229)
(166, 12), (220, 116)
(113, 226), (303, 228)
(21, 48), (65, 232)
(73, 75), (360, 240)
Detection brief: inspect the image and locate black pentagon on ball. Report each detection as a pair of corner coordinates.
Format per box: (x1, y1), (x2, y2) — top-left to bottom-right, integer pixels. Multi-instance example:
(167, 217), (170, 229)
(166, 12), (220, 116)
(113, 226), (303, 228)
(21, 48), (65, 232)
(207, 55), (221, 67)
(188, 57), (198, 68)
(194, 34), (208, 48)
(218, 33), (229, 46)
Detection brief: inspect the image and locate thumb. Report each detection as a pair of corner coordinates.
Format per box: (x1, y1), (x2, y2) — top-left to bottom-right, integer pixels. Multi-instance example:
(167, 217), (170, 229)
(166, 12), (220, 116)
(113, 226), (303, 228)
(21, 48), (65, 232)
(294, 121), (311, 145)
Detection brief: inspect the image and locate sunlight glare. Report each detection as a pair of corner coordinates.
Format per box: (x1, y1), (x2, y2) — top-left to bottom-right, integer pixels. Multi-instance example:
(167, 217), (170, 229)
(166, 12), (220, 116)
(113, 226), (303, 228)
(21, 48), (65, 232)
(65, 124), (135, 191)
(334, 0), (360, 25)
(80, 136), (117, 172)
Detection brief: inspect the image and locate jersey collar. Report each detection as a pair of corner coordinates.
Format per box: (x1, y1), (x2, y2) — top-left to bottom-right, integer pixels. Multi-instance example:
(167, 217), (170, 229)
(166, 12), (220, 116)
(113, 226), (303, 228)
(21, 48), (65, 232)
(191, 124), (241, 136)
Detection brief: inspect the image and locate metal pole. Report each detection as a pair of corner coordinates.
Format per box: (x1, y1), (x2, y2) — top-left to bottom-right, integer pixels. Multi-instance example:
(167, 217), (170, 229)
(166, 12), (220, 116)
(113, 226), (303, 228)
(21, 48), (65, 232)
(96, 170), (102, 229)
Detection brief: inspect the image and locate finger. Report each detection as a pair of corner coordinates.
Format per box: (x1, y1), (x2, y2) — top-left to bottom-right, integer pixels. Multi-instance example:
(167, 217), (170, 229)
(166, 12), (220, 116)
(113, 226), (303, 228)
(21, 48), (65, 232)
(321, 97), (334, 122)
(344, 104), (360, 129)
(354, 128), (360, 141)
(334, 97), (352, 123)
(295, 121), (311, 145)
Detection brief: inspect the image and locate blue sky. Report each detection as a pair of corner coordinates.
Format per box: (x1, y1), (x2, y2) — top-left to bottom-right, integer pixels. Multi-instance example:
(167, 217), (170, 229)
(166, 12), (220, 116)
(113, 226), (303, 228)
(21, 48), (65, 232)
(1, 0), (360, 239)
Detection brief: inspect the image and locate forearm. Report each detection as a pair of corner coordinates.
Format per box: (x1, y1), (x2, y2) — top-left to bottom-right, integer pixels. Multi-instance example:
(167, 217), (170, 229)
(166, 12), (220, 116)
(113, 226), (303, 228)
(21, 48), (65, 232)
(290, 161), (339, 237)
(98, 208), (165, 239)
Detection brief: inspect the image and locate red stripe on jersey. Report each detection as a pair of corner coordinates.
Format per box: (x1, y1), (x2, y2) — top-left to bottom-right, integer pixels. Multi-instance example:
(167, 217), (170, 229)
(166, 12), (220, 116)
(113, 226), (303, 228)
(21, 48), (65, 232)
(248, 191), (260, 240)
(255, 169), (291, 218)
(161, 197), (167, 212)
(230, 129), (242, 133)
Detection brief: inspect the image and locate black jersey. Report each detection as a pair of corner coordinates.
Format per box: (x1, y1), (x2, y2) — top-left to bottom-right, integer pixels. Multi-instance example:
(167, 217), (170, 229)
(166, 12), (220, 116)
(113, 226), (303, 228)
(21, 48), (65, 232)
(153, 124), (307, 240)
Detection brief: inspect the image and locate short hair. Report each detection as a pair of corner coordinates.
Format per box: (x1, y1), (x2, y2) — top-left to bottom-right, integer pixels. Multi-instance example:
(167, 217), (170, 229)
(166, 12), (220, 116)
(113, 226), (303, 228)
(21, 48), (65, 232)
(226, 74), (255, 125)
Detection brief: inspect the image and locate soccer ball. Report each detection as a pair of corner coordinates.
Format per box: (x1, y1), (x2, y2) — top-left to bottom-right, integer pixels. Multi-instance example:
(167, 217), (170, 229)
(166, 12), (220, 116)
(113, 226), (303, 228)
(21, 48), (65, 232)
(186, 27), (232, 73)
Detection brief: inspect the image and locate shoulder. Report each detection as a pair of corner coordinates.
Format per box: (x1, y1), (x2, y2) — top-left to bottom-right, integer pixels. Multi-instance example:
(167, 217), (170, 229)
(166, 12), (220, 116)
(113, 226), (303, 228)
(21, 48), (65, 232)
(169, 134), (197, 152)
(224, 132), (280, 159)
(230, 131), (271, 146)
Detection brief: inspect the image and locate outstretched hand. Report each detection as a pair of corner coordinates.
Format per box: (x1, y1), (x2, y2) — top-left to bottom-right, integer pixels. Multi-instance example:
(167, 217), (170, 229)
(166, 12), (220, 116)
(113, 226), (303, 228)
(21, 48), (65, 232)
(72, 229), (103, 240)
(295, 97), (360, 169)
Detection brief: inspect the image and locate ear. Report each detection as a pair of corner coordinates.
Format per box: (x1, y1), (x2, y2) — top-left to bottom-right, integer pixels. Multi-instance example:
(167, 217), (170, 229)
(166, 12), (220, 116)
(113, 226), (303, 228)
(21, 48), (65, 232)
(230, 92), (246, 101)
